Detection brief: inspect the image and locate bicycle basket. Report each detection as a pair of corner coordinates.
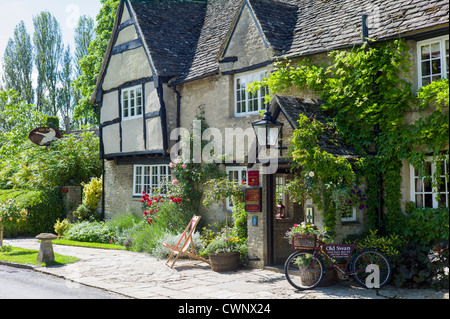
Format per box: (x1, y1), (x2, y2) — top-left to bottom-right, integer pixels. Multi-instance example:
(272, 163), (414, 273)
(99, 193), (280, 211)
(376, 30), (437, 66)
(291, 235), (316, 250)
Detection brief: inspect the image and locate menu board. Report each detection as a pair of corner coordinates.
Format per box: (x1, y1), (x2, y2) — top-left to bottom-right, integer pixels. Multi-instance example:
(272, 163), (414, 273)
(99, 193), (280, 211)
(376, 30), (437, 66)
(245, 187), (262, 212)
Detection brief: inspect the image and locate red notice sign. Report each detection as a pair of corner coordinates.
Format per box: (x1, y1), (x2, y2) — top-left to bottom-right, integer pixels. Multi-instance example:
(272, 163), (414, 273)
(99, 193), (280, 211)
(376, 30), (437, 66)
(245, 187), (262, 212)
(248, 171), (259, 186)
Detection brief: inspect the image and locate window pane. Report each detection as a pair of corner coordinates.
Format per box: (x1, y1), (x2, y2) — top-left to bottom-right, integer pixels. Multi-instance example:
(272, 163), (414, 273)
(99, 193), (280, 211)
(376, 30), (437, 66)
(438, 194), (447, 207)
(431, 59), (441, 75)
(439, 177), (446, 193)
(424, 179), (432, 192)
(446, 40), (449, 78)
(416, 194), (423, 207)
(422, 61), (431, 76)
(415, 178), (423, 192)
(422, 77), (431, 87)
(137, 88), (142, 115)
(421, 44), (430, 60)
(431, 42), (440, 59)
(425, 194), (433, 207)
(425, 162), (432, 175)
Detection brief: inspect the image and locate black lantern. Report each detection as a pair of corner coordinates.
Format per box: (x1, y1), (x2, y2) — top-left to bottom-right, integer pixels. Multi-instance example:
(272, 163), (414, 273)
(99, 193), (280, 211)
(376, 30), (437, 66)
(252, 108), (284, 148)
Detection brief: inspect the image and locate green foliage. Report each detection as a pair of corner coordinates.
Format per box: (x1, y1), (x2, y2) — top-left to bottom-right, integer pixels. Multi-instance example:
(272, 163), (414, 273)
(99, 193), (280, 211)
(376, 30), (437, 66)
(1, 130), (101, 190)
(204, 235), (244, 254)
(231, 197), (247, 239)
(64, 220), (114, 244)
(386, 204), (449, 247)
(345, 230), (406, 257)
(73, 176), (103, 221)
(391, 242), (448, 289)
(0, 188), (65, 236)
(54, 218), (70, 237)
(73, 0), (119, 126)
(251, 40), (449, 235)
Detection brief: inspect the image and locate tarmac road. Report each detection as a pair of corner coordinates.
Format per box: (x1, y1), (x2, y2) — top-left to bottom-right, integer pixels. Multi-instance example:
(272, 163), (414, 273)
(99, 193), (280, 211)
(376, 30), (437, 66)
(2, 238), (449, 300)
(0, 265), (127, 299)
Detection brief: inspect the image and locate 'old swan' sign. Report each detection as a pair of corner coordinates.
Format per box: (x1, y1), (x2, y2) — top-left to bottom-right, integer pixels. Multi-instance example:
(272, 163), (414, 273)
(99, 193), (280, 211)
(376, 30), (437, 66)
(28, 127), (62, 146)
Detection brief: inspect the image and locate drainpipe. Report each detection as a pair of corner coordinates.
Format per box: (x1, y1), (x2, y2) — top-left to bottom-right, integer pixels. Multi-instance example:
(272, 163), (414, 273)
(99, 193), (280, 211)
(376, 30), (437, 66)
(168, 82), (181, 141)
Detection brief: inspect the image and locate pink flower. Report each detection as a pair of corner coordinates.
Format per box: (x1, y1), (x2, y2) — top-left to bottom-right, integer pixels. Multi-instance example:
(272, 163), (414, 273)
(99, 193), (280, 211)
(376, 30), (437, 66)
(172, 179), (178, 185)
(182, 164), (187, 169)
(169, 162), (174, 168)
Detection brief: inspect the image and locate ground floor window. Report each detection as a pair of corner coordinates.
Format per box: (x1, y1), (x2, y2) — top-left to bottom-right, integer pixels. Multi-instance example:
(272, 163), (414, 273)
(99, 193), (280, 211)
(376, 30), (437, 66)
(410, 157), (449, 208)
(226, 166), (247, 210)
(133, 164), (170, 196)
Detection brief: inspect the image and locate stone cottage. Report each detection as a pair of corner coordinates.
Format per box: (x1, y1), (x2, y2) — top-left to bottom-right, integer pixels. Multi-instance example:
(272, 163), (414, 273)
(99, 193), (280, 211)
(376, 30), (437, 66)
(91, 0), (449, 268)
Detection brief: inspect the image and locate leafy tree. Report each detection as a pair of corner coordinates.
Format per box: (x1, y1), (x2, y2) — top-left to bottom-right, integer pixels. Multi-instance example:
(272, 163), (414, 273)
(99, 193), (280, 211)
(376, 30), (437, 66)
(0, 90), (101, 190)
(33, 11), (63, 115)
(58, 46), (74, 121)
(1, 21), (34, 105)
(74, 15), (95, 78)
(73, 0), (119, 127)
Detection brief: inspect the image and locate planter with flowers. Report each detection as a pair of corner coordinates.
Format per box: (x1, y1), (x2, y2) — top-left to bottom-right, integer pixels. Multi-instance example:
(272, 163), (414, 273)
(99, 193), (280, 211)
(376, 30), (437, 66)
(204, 235), (245, 272)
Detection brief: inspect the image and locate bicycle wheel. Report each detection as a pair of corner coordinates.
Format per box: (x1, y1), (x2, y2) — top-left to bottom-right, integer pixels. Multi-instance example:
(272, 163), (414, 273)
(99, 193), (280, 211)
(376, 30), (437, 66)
(284, 251), (325, 290)
(351, 249), (391, 288)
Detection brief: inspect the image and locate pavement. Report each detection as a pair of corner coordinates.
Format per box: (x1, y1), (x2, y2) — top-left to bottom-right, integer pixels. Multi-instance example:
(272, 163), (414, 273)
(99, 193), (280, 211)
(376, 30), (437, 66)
(2, 237), (449, 300)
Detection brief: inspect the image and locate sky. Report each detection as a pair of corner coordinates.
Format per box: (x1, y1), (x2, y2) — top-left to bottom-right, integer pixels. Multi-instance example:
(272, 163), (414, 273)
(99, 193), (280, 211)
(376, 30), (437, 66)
(0, 0), (103, 76)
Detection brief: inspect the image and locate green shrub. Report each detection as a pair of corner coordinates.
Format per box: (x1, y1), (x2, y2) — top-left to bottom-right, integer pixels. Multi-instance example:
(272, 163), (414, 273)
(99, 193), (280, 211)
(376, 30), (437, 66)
(231, 197), (247, 240)
(391, 242), (448, 289)
(54, 219), (70, 237)
(344, 230), (406, 257)
(73, 177), (103, 221)
(386, 204), (449, 246)
(0, 188), (64, 236)
(64, 220), (114, 244)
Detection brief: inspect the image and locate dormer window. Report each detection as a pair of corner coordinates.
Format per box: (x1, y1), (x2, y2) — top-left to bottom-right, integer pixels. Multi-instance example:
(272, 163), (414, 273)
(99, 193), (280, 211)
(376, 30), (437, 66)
(235, 70), (268, 116)
(122, 85), (143, 120)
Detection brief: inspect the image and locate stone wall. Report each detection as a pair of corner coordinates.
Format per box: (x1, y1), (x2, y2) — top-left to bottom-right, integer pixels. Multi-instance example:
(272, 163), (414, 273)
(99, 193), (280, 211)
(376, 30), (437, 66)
(103, 160), (141, 219)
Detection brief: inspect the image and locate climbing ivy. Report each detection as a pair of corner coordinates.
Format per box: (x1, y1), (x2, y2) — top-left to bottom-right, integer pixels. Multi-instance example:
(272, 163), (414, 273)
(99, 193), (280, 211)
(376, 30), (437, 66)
(250, 39), (449, 234)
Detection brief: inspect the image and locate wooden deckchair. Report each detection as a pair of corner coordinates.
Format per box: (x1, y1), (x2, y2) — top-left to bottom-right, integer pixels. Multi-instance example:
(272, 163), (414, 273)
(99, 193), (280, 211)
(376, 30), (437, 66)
(162, 215), (210, 268)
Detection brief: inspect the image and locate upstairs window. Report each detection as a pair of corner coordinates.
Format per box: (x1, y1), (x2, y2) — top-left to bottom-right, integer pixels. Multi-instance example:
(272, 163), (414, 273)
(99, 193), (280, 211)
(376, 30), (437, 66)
(410, 157), (449, 208)
(235, 70), (268, 116)
(122, 85), (143, 120)
(417, 36), (449, 88)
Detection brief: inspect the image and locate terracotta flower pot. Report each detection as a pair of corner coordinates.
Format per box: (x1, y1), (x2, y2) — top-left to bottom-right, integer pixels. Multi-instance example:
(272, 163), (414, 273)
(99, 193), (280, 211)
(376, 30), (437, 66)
(208, 252), (240, 272)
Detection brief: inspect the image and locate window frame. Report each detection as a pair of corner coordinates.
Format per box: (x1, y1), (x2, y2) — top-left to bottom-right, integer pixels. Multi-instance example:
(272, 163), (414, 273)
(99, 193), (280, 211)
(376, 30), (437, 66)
(417, 35), (449, 89)
(234, 69), (268, 117)
(133, 164), (170, 197)
(410, 156), (449, 208)
(121, 84), (143, 120)
(226, 166), (247, 210)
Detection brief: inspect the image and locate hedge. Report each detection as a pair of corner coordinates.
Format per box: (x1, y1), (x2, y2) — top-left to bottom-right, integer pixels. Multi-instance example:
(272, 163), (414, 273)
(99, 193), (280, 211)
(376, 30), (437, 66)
(0, 188), (64, 236)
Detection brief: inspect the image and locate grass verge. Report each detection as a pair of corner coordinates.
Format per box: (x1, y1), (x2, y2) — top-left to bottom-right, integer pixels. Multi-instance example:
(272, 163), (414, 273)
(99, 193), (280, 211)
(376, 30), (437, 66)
(0, 246), (79, 267)
(53, 238), (126, 250)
